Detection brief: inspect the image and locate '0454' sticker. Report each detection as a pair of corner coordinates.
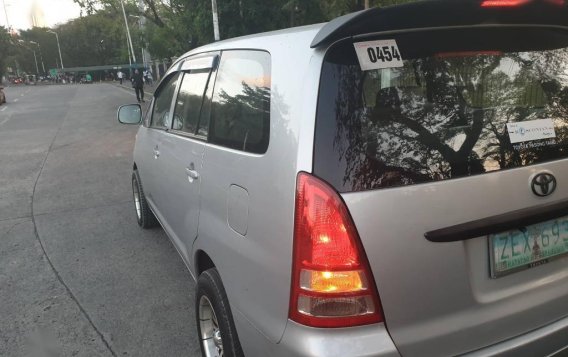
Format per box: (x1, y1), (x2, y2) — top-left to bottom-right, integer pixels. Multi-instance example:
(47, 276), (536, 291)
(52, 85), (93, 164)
(354, 39), (404, 71)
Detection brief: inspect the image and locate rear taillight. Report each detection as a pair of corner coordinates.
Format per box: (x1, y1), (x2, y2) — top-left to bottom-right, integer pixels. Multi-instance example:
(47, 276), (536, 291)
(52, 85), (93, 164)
(481, 0), (530, 6)
(289, 172), (383, 328)
(481, 0), (564, 6)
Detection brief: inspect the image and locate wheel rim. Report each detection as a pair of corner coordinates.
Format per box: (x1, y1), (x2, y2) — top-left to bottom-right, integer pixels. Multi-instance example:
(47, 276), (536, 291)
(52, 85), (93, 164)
(132, 178), (142, 221)
(199, 295), (224, 357)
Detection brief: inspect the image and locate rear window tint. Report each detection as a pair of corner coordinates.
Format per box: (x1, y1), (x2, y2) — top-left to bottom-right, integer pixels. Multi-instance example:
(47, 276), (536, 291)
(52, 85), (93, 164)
(314, 27), (568, 193)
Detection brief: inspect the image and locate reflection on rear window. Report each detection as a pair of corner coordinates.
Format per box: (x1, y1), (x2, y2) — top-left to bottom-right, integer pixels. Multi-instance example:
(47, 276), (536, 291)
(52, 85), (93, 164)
(314, 27), (568, 193)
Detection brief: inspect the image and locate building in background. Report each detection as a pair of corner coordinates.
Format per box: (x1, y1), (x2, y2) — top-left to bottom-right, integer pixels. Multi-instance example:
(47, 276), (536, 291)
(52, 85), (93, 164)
(30, 0), (46, 27)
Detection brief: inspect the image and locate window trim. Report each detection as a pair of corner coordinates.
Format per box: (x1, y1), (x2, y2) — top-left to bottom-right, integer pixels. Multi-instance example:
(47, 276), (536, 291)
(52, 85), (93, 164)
(161, 51), (221, 142)
(168, 60), (218, 141)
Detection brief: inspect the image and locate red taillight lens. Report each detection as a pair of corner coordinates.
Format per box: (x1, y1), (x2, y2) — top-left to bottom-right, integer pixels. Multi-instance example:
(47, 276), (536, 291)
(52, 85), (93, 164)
(289, 172), (383, 328)
(481, 0), (565, 6)
(481, 0), (530, 6)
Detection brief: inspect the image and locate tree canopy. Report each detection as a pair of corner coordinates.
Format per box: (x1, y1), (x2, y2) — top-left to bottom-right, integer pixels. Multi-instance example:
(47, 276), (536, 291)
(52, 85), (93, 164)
(1, 0), (415, 76)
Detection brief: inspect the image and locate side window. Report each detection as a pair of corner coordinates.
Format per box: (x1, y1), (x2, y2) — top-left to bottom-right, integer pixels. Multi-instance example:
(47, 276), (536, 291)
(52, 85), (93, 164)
(210, 50), (271, 154)
(172, 70), (211, 134)
(150, 73), (180, 129)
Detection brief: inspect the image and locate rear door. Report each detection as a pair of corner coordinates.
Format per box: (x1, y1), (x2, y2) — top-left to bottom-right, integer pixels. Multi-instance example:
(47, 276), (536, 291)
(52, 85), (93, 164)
(313, 26), (568, 356)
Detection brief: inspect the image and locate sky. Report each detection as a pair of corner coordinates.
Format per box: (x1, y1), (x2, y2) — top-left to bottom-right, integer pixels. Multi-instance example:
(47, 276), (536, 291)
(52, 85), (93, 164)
(1, 0), (82, 30)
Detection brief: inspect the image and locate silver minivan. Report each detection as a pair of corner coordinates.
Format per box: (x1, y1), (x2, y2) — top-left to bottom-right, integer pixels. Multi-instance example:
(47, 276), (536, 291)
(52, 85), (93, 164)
(118, 1), (568, 356)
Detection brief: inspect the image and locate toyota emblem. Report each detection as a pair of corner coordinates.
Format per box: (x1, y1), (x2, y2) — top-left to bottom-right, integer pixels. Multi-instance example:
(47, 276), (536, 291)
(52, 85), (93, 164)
(531, 173), (557, 197)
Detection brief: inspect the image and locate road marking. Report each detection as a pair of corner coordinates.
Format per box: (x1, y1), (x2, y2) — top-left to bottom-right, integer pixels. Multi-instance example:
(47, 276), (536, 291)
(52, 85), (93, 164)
(0, 116), (10, 125)
(0, 106), (6, 112)
(20, 93), (24, 97)
(14, 98), (19, 102)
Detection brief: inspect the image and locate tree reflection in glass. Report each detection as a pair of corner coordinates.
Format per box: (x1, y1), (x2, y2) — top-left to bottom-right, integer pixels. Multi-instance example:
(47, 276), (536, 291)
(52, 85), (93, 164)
(323, 47), (568, 191)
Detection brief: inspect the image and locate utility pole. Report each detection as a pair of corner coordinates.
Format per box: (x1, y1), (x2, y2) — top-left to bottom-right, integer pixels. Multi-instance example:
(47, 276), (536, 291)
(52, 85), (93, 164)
(120, 0), (137, 64)
(137, 0), (151, 68)
(2, 0), (10, 31)
(47, 30), (64, 69)
(211, 0), (220, 41)
(126, 34), (132, 73)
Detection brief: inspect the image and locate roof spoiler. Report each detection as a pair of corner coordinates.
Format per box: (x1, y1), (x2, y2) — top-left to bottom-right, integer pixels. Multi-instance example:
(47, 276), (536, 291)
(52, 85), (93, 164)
(310, 0), (568, 48)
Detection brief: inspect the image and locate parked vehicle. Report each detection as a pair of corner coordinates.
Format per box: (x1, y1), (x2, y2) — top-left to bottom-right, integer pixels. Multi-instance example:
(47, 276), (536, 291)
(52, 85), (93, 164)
(0, 86), (5, 105)
(118, 0), (568, 356)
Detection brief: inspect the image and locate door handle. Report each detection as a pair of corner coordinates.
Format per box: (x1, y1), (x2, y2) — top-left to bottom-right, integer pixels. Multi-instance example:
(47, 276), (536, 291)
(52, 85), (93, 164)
(185, 166), (200, 183)
(153, 146), (160, 159)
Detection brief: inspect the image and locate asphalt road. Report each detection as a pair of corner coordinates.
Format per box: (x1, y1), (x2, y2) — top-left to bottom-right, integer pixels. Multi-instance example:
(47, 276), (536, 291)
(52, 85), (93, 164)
(0, 84), (200, 356)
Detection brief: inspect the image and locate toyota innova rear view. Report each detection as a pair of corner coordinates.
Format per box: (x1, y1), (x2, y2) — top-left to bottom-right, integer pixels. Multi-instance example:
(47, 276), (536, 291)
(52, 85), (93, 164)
(118, 1), (568, 356)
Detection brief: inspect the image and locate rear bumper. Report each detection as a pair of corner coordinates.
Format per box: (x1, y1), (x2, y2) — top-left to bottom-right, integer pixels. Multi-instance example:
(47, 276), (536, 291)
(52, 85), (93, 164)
(464, 314), (568, 357)
(274, 321), (400, 357)
(234, 308), (400, 356)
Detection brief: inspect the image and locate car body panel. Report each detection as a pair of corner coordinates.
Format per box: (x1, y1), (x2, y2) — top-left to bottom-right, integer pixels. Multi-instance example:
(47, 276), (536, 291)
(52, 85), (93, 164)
(193, 35), (321, 343)
(133, 126), (163, 211)
(155, 131), (204, 261)
(342, 160), (568, 356)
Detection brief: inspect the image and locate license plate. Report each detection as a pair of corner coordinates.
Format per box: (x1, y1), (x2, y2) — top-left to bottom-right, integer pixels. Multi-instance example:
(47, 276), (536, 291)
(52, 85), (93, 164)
(489, 217), (568, 278)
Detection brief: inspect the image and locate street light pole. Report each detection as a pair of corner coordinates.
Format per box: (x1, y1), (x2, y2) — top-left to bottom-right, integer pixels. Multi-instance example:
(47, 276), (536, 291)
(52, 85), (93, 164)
(47, 30), (64, 69)
(18, 40), (39, 74)
(30, 41), (45, 74)
(32, 50), (38, 74)
(129, 15), (146, 65)
(120, 0), (137, 64)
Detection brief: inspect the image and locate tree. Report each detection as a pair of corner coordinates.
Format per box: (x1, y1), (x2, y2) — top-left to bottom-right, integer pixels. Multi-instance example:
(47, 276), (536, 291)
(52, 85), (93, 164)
(71, 0), (418, 60)
(0, 28), (12, 78)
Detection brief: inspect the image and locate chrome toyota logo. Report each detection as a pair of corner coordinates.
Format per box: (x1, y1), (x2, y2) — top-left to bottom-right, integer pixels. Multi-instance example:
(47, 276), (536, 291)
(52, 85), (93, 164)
(531, 173), (557, 197)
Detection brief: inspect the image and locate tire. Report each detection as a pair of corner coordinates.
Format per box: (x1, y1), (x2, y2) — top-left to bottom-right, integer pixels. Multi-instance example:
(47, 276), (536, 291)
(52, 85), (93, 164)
(196, 268), (244, 357)
(132, 170), (158, 229)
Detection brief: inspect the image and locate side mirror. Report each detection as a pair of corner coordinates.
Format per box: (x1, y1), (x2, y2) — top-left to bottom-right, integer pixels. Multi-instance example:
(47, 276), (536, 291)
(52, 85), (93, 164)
(117, 104), (142, 125)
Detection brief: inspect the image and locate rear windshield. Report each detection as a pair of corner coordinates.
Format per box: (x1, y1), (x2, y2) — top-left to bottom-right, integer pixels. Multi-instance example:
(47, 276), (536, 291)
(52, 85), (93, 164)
(314, 27), (568, 193)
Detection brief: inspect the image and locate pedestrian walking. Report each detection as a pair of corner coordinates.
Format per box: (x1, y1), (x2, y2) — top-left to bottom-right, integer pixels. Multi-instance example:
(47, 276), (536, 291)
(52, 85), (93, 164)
(117, 70), (124, 85)
(132, 69), (145, 103)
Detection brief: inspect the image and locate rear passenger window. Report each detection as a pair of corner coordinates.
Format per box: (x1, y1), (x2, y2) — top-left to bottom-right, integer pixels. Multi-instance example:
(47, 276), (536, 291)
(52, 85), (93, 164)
(209, 50), (271, 154)
(151, 73), (180, 129)
(172, 70), (210, 135)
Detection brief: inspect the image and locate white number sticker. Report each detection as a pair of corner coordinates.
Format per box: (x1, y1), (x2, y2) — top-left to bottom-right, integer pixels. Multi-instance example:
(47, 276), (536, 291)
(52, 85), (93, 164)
(353, 40), (404, 71)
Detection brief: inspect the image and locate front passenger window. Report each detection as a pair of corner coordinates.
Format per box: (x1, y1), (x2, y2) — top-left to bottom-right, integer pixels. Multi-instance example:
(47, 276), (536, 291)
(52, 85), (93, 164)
(171, 70), (211, 134)
(151, 73), (180, 129)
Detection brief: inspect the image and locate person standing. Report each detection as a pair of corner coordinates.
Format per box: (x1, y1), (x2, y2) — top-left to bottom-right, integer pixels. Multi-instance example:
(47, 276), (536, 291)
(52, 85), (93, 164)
(132, 69), (145, 103)
(117, 70), (124, 85)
